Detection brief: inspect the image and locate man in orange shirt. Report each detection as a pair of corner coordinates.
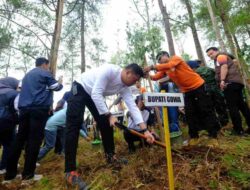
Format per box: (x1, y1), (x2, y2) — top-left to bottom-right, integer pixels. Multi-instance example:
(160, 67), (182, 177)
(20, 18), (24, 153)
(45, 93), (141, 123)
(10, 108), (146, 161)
(144, 51), (220, 147)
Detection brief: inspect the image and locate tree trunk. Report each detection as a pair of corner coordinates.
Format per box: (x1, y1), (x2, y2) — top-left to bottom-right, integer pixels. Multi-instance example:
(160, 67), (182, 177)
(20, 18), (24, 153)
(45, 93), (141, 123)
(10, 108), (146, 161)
(184, 0), (206, 64)
(205, 0), (226, 51)
(71, 56), (74, 82)
(215, 0), (235, 54)
(158, 0), (175, 56)
(246, 25), (250, 38)
(232, 34), (241, 53)
(144, 0), (151, 30)
(5, 49), (11, 77)
(50, 0), (64, 76)
(80, 0), (86, 73)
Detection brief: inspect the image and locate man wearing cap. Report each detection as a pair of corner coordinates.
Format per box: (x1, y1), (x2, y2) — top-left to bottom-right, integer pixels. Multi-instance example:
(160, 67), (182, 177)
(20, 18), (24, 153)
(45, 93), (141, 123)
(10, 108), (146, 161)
(144, 51), (220, 147)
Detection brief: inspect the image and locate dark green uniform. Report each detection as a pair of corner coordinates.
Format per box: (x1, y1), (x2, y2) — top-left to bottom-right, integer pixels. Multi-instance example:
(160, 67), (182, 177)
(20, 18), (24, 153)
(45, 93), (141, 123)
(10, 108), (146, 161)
(196, 66), (229, 126)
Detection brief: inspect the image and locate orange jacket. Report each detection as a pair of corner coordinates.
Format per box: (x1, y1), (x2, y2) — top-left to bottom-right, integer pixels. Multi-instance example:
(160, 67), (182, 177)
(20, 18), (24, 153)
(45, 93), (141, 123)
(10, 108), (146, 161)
(150, 56), (204, 93)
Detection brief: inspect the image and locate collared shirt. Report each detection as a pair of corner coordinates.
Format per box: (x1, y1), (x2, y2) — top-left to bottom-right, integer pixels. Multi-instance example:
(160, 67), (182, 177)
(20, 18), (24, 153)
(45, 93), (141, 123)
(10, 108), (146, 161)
(151, 56), (204, 93)
(127, 109), (149, 131)
(18, 67), (63, 109)
(76, 64), (144, 125)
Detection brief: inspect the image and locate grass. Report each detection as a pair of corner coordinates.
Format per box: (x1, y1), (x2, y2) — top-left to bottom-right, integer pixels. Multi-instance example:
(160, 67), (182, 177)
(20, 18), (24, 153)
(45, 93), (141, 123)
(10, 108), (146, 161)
(1, 125), (250, 190)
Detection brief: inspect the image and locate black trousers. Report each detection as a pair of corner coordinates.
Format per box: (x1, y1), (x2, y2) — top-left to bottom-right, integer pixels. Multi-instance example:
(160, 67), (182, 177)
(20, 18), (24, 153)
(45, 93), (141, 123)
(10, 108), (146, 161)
(65, 82), (113, 172)
(5, 108), (49, 180)
(223, 83), (250, 132)
(54, 126), (66, 154)
(123, 130), (143, 151)
(209, 88), (229, 126)
(184, 85), (220, 138)
(0, 119), (16, 170)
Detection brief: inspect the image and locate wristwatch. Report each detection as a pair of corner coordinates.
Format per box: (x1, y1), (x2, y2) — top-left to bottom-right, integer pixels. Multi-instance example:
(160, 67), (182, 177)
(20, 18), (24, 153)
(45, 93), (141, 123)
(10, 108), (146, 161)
(141, 128), (149, 133)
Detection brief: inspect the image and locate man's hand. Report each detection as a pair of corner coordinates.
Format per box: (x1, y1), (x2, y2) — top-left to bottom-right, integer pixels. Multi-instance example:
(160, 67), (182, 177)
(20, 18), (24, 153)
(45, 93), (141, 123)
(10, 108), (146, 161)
(109, 115), (118, 127)
(220, 81), (227, 90)
(139, 123), (155, 144)
(144, 130), (155, 144)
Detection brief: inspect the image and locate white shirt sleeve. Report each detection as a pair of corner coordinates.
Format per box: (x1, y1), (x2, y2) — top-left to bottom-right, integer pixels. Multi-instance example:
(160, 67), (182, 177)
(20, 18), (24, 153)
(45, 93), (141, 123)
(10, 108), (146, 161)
(142, 110), (150, 123)
(120, 88), (144, 125)
(91, 66), (112, 115)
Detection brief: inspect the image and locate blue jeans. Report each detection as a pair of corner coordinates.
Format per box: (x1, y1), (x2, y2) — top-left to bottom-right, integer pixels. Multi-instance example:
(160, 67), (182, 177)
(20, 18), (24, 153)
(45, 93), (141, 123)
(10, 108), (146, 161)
(38, 130), (57, 161)
(168, 107), (180, 132)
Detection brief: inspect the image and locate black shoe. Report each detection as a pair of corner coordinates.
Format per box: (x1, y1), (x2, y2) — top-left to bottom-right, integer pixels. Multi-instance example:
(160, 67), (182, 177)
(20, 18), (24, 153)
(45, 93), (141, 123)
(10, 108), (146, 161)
(128, 144), (136, 153)
(231, 129), (245, 136)
(4, 173), (17, 181)
(106, 154), (128, 165)
(245, 128), (250, 135)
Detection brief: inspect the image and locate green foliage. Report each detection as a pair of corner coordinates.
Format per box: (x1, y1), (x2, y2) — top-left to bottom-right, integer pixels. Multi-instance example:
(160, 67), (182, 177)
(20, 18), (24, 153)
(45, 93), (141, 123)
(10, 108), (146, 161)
(90, 37), (107, 67)
(110, 50), (130, 67)
(194, 0), (218, 42)
(126, 25), (163, 65)
(6, 0), (24, 9)
(181, 53), (193, 61)
(241, 43), (250, 66)
(0, 28), (12, 51)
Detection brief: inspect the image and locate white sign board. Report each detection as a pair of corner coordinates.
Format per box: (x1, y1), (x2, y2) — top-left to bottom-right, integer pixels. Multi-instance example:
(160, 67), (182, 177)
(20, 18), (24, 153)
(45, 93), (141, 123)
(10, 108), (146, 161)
(143, 92), (184, 107)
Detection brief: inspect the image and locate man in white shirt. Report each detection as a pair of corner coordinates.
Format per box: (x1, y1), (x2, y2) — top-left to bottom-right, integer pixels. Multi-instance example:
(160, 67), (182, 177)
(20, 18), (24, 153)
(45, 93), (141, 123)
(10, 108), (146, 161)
(64, 63), (155, 189)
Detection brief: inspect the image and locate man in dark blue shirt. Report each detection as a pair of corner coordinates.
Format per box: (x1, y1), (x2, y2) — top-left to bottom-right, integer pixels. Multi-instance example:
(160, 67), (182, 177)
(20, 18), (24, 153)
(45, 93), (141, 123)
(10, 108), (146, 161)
(5, 57), (63, 182)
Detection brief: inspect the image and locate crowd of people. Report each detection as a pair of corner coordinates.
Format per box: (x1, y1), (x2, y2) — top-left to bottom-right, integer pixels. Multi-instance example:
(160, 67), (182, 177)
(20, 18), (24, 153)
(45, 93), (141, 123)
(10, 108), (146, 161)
(0, 47), (250, 189)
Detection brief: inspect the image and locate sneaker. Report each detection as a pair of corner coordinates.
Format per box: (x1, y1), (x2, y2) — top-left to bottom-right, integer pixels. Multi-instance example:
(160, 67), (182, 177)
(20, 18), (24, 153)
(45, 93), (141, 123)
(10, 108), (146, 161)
(91, 139), (102, 145)
(36, 162), (41, 167)
(65, 171), (88, 190)
(33, 174), (43, 181)
(188, 138), (201, 146)
(21, 174), (43, 186)
(207, 138), (219, 148)
(0, 169), (6, 175)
